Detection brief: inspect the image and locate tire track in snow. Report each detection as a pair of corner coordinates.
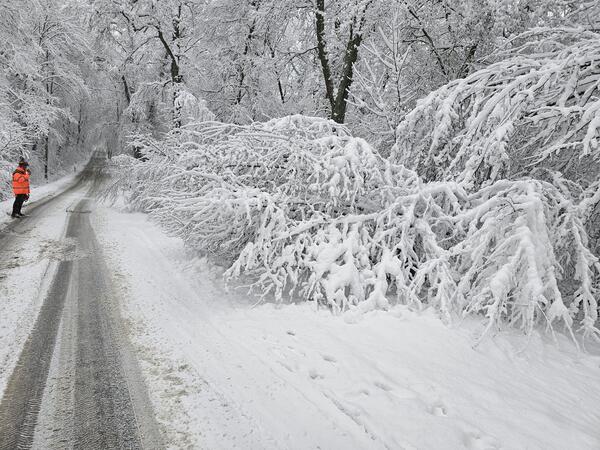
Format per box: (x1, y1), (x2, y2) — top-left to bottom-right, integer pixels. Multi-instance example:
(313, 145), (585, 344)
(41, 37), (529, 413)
(0, 159), (160, 448)
(0, 171), (89, 450)
(0, 260), (72, 449)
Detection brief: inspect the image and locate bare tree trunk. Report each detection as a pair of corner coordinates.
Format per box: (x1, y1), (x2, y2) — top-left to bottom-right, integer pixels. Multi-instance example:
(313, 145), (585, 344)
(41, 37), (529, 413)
(315, 0), (335, 113)
(332, 25), (362, 123)
(44, 49), (54, 180)
(277, 79), (285, 104)
(44, 134), (49, 180)
(315, 0), (370, 124)
(236, 20), (256, 105)
(235, 1), (262, 106)
(122, 75), (131, 104)
(76, 103), (84, 147)
(157, 23), (183, 128)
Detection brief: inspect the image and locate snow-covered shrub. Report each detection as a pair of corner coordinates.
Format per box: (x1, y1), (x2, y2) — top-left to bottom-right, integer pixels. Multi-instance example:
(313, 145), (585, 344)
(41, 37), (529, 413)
(111, 115), (600, 341)
(391, 28), (600, 190)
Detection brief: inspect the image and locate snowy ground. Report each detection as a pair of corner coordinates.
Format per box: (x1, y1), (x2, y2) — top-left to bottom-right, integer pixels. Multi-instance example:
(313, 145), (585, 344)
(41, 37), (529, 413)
(93, 204), (600, 450)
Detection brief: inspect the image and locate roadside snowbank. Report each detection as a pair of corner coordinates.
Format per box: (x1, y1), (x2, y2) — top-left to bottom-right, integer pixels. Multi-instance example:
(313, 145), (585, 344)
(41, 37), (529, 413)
(95, 204), (600, 450)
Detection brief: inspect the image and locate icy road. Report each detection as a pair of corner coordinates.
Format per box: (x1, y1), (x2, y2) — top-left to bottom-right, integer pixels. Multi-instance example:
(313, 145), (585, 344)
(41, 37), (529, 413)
(0, 156), (599, 449)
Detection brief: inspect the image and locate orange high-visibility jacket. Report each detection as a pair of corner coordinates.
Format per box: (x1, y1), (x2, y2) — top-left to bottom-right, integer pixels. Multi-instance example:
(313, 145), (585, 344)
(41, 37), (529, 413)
(12, 167), (30, 195)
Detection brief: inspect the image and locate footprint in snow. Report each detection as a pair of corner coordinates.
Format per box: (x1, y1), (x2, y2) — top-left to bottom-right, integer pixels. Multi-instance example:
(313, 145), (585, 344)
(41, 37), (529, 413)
(308, 369), (324, 380)
(322, 354), (337, 363)
(373, 381), (393, 392)
(463, 431), (500, 450)
(277, 360), (296, 372)
(428, 402), (448, 417)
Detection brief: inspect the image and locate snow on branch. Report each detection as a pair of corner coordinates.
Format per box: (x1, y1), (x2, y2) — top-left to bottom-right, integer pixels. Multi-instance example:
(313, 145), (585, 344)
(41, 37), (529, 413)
(391, 28), (600, 190)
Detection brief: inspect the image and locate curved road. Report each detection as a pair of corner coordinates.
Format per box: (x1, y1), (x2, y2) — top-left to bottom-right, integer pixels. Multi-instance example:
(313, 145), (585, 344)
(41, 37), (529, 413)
(0, 156), (161, 449)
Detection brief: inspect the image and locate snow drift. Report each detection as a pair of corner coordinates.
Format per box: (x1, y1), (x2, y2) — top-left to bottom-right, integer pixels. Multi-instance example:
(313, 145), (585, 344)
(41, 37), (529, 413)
(109, 113), (599, 342)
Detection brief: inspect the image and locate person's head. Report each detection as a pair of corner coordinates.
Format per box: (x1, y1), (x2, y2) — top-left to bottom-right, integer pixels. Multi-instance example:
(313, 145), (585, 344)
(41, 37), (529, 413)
(18, 157), (28, 168)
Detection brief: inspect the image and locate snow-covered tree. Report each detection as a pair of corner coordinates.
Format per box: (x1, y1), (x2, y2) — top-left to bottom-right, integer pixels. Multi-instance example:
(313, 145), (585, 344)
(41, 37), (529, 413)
(109, 115), (600, 342)
(0, 0), (91, 195)
(348, 0), (600, 152)
(392, 28), (600, 190)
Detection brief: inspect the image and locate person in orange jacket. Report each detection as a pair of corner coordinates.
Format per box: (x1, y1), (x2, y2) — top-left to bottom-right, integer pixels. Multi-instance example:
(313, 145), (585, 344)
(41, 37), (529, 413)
(12, 157), (30, 218)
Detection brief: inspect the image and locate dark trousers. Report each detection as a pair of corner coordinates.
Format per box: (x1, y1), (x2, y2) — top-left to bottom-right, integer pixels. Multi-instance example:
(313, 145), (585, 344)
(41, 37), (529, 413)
(12, 194), (27, 216)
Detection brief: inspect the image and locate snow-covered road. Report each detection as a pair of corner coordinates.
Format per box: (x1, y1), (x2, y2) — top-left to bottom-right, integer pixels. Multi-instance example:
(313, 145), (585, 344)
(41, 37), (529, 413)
(0, 164), (599, 449)
(0, 159), (160, 448)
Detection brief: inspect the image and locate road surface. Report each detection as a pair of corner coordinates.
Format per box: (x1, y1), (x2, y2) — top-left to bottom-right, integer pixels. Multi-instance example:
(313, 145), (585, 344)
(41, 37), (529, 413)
(0, 156), (161, 449)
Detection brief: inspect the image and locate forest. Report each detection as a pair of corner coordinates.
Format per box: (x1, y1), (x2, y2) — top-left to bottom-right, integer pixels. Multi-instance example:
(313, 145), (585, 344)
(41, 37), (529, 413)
(1, 0), (599, 342)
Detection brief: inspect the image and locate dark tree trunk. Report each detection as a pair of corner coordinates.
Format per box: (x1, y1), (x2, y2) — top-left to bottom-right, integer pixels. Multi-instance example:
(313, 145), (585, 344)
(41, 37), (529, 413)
(44, 135), (49, 180)
(315, 0), (335, 113)
(314, 0), (369, 124)
(157, 29), (182, 85)
(44, 49), (54, 180)
(76, 103), (84, 147)
(236, 1), (262, 106)
(157, 26), (183, 128)
(236, 20), (257, 105)
(122, 75), (131, 104)
(332, 26), (362, 123)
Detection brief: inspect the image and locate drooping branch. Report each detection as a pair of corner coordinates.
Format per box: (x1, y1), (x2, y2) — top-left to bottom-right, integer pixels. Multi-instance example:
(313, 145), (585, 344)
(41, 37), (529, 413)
(111, 116), (600, 340)
(392, 28), (600, 189)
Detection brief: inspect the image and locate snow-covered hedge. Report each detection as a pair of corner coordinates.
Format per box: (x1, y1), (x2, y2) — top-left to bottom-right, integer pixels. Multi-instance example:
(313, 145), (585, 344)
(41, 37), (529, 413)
(109, 115), (599, 342)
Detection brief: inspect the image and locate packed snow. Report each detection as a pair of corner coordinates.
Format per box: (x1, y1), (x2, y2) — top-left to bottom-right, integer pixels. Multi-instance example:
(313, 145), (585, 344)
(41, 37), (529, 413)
(0, 173), (83, 396)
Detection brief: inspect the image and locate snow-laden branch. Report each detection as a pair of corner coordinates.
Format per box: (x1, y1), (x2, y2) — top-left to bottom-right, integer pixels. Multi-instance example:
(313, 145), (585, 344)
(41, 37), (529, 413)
(391, 28), (600, 190)
(110, 114), (599, 342)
